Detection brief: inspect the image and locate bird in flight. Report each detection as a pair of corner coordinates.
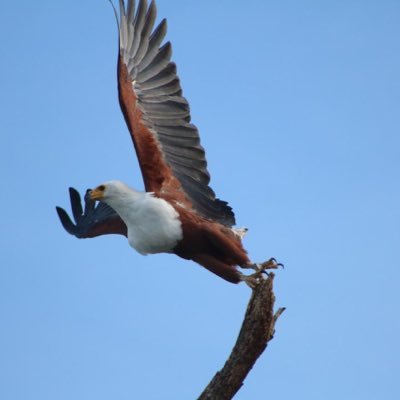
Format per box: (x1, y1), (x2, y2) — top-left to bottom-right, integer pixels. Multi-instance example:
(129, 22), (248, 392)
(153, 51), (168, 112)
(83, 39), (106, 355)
(56, 0), (280, 286)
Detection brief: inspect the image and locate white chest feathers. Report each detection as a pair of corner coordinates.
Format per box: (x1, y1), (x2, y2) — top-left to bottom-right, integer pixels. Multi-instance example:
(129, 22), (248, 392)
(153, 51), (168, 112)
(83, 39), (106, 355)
(126, 195), (183, 255)
(104, 187), (183, 255)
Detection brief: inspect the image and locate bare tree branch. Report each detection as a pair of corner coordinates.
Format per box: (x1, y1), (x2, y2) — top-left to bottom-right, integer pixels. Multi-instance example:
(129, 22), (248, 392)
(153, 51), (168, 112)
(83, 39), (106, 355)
(198, 273), (284, 400)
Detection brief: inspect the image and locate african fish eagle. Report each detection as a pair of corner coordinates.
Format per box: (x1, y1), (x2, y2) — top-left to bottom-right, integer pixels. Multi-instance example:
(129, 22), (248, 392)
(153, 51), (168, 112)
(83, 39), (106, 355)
(56, 0), (280, 285)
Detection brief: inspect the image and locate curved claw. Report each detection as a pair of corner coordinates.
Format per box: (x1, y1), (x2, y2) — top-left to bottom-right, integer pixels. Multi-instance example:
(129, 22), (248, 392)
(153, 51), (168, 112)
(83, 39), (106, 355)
(258, 258), (284, 271)
(268, 258), (284, 269)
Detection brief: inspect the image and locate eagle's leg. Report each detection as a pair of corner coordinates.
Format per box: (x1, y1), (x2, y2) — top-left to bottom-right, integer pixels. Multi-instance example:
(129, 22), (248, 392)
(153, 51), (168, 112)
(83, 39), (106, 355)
(239, 258), (283, 289)
(241, 257), (283, 273)
(239, 273), (260, 289)
(191, 254), (242, 284)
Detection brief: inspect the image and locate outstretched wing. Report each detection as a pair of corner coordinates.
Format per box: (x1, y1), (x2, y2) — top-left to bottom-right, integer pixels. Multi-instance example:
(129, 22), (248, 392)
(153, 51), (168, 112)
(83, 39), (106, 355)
(56, 188), (127, 238)
(117, 0), (236, 226)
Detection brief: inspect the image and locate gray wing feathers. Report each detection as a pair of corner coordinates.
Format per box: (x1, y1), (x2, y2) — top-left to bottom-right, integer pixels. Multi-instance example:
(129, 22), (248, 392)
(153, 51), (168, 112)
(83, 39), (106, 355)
(132, 3), (157, 65)
(140, 79), (181, 96)
(136, 42), (172, 82)
(138, 18), (167, 71)
(119, 0), (235, 226)
(130, 0), (147, 57)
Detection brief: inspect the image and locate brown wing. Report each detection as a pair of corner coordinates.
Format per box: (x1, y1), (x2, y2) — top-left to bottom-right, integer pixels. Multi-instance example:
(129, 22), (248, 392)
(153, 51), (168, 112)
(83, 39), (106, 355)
(117, 0), (236, 226)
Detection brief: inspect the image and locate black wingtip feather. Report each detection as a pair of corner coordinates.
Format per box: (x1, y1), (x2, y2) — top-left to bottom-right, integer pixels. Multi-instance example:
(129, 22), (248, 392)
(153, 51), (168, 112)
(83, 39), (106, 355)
(83, 189), (96, 214)
(56, 206), (78, 236)
(68, 187), (83, 222)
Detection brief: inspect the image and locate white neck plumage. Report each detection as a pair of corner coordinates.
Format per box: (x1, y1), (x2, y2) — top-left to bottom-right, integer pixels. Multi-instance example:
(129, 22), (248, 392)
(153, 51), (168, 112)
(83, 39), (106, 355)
(100, 180), (183, 255)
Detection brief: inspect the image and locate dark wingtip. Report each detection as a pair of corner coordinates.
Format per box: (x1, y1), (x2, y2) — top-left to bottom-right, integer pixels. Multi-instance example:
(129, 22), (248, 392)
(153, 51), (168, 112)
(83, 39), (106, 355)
(68, 187), (81, 201)
(56, 206), (77, 236)
(83, 188), (96, 214)
(68, 187), (83, 222)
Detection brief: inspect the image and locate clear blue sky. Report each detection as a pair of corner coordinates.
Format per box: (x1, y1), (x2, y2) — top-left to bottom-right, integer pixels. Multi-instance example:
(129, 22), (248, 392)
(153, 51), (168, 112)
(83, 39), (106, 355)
(1, 1), (399, 399)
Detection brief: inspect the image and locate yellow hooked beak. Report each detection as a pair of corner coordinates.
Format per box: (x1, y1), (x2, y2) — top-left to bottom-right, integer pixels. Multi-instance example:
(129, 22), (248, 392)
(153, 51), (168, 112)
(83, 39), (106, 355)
(90, 185), (106, 200)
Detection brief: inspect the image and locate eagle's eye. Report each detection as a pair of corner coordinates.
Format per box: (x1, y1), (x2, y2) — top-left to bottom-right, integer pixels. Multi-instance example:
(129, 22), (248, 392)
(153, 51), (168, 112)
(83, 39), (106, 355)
(98, 185), (105, 191)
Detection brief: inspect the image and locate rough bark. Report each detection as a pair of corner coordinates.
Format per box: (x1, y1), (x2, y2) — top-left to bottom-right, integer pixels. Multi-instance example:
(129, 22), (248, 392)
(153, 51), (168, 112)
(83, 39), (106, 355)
(198, 273), (284, 400)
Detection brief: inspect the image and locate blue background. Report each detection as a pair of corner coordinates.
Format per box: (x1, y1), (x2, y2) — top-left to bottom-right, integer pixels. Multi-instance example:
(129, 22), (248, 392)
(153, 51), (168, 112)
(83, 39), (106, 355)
(1, 1), (399, 399)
